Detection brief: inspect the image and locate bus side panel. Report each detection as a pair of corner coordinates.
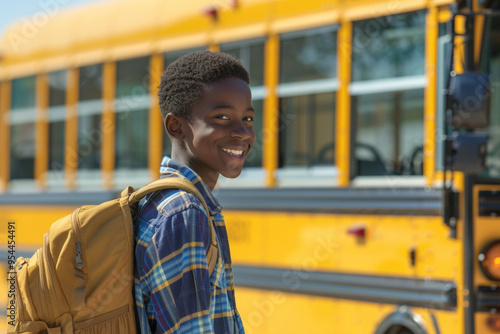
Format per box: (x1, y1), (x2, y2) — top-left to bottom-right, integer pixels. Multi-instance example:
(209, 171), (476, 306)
(235, 287), (461, 334)
(0, 205), (75, 247)
(225, 211), (460, 280)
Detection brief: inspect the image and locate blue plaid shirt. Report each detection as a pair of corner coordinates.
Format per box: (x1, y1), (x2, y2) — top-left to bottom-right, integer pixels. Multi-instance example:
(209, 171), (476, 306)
(133, 157), (245, 334)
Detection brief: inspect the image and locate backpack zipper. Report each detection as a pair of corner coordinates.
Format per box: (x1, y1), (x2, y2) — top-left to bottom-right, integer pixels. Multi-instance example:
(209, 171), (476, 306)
(70, 209), (88, 310)
(71, 210), (84, 269)
(75, 241), (83, 270)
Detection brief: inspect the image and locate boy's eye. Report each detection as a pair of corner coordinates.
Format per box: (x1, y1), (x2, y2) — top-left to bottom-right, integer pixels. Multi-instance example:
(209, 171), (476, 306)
(216, 115), (230, 120)
(243, 116), (254, 122)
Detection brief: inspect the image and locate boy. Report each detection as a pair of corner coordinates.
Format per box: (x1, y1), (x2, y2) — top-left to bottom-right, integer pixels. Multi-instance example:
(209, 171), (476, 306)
(134, 51), (255, 333)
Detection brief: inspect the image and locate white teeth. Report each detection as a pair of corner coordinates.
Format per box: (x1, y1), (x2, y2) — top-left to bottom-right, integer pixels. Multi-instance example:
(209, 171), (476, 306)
(222, 148), (244, 156)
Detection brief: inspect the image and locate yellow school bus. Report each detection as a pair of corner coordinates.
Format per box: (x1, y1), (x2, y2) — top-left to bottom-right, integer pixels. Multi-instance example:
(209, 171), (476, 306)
(1, 0), (499, 333)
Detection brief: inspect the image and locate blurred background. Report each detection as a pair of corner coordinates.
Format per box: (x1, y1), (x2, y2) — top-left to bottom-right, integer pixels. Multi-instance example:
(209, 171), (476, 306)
(1, 0), (500, 333)
(0, 1), (102, 35)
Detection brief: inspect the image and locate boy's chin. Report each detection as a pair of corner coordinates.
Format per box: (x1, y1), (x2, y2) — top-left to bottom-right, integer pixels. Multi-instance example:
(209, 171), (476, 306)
(220, 170), (243, 179)
(220, 164), (244, 179)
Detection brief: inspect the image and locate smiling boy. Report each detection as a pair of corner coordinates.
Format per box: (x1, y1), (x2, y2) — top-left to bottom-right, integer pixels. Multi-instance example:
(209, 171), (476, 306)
(133, 51), (254, 333)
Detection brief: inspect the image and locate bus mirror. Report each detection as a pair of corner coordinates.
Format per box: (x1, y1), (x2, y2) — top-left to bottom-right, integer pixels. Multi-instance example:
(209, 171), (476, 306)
(449, 72), (490, 129)
(448, 132), (488, 174)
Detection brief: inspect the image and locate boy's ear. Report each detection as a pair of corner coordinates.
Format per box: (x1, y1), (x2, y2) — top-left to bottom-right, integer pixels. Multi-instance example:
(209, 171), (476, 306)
(165, 113), (185, 140)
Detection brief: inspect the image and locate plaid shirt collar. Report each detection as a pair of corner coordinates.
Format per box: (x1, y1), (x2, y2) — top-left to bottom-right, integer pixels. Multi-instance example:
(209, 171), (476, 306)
(159, 156), (222, 216)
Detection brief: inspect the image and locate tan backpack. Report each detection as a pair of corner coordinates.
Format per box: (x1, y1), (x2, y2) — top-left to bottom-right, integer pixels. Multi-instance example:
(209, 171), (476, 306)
(8, 178), (218, 334)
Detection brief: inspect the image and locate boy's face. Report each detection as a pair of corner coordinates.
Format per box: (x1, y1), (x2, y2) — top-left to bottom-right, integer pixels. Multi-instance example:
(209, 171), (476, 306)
(180, 77), (256, 182)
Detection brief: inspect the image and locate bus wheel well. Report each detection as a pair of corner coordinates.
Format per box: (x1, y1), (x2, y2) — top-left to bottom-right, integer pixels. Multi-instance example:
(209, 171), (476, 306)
(374, 307), (428, 334)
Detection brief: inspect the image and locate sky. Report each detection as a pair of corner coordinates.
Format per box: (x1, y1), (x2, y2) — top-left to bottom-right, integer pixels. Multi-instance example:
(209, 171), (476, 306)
(0, 0), (105, 38)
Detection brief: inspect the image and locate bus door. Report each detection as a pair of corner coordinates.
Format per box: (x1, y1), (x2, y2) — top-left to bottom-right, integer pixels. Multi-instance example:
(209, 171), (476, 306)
(445, 5), (500, 333)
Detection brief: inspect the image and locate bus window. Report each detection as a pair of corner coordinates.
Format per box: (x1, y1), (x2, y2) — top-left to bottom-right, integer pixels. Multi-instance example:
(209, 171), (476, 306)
(10, 76), (36, 181)
(115, 56), (150, 170)
(353, 89), (424, 176)
(351, 11), (426, 177)
(78, 64), (102, 171)
(280, 92), (335, 167)
(221, 40), (265, 168)
(278, 27), (337, 169)
(47, 70), (66, 184)
(222, 41), (265, 86)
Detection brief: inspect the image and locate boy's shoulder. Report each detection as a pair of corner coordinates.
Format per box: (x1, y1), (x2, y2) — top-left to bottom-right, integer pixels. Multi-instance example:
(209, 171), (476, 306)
(136, 187), (208, 226)
(157, 188), (207, 216)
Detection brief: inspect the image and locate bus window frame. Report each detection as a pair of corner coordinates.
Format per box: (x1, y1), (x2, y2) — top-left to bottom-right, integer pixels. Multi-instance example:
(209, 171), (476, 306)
(276, 25), (339, 187)
(45, 70), (67, 190)
(349, 10), (427, 186)
(113, 93), (152, 190)
(349, 84), (427, 188)
(8, 104), (38, 192)
(75, 98), (104, 190)
(46, 104), (67, 189)
(8, 76), (37, 192)
(112, 56), (153, 189)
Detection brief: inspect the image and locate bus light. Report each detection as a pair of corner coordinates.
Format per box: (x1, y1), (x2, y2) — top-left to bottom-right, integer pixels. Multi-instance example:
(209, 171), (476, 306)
(479, 240), (500, 281)
(487, 316), (500, 332)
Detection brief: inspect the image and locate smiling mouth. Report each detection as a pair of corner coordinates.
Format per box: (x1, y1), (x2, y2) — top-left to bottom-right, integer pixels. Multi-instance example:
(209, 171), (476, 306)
(221, 147), (245, 158)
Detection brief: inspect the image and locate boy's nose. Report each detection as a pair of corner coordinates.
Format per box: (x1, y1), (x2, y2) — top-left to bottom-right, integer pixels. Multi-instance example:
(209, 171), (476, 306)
(230, 122), (253, 140)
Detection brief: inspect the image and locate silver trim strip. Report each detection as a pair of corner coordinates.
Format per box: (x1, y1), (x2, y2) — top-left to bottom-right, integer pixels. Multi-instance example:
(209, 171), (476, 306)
(350, 75), (427, 95)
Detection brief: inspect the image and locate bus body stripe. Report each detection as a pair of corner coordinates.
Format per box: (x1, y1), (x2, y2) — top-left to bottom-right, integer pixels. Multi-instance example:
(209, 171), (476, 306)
(0, 187), (443, 215)
(232, 265), (457, 311)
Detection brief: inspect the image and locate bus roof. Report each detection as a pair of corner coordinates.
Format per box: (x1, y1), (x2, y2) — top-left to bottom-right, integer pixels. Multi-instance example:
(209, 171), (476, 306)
(0, 0), (453, 80)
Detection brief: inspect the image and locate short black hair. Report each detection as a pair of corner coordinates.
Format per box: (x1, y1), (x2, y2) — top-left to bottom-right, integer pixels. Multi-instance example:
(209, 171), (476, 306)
(158, 50), (250, 120)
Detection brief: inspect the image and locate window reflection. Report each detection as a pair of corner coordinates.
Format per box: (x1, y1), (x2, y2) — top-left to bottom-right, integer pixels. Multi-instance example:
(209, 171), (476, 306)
(165, 47), (205, 68)
(48, 70), (66, 172)
(244, 99), (263, 168)
(280, 95), (309, 167)
(280, 92), (335, 167)
(352, 11), (425, 81)
(11, 76), (35, 109)
(222, 41), (265, 86)
(280, 28), (337, 83)
(313, 93), (336, 165)
(278, 27), (337, 169)
(79, 64), (102, 101)
(78, 114), (101, 170)
(48, 120), (65, 172)
(78, 65), (102, 170)
(115, 108), (148, 169)
(10, 76), (36, 180)
(116, 57), (149, 98)
(351, 11), (426, 177)
(353, 89), (424, 175)
(115, 57), (150, 170)
(49, 71), (66, 106)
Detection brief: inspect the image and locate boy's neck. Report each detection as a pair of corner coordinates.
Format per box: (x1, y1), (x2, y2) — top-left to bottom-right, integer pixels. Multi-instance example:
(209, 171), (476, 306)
(171, 150), (218, 192)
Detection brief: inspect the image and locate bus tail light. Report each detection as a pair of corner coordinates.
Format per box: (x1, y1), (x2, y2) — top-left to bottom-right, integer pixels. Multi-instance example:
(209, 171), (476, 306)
(479, 240), (500, 281)
(487, 316), (500, 332)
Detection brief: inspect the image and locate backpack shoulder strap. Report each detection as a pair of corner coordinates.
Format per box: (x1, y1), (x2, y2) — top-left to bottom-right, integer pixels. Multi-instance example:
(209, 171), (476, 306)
(125, 178), (218, 275)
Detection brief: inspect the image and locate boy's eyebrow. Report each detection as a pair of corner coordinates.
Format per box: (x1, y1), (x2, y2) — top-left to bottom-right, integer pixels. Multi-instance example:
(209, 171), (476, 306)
(210, 104), (255, 112)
